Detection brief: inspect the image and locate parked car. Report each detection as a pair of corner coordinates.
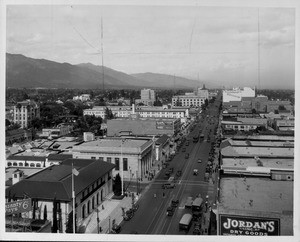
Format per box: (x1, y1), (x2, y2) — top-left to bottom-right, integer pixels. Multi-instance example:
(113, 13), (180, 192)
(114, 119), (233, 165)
(197, 159), (202, 163)
(193, 169), (198, 176)
(166, 206), (175, 216)
(171, 199), (179, 207)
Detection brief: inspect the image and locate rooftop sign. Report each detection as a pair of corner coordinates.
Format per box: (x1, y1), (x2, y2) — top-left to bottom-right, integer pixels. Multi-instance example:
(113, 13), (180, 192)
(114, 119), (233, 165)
(219, 214), (280, 236)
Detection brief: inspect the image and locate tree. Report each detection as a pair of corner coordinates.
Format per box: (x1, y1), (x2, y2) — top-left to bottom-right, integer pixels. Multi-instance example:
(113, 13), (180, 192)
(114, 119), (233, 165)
(153, 100), (162, 106)
(113, 173), (122, 196)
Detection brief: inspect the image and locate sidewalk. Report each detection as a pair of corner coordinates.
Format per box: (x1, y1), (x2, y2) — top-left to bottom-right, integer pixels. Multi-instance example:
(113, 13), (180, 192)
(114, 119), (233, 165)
(81, 158), (164, 234)
(81, 193), (132, 234)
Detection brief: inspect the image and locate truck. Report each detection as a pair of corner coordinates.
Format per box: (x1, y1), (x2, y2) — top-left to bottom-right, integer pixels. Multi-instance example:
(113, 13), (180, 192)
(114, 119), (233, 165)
(179, 213), (193, 231)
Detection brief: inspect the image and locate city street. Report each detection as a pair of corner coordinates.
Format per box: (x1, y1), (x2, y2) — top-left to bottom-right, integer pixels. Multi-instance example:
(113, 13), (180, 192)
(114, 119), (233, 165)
(120, 101), (221, 235)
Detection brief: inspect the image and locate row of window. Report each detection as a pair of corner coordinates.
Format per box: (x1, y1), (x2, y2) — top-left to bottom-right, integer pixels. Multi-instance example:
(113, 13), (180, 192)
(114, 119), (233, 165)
(7, 162), (42, 168)
(90, 156), (128, 171)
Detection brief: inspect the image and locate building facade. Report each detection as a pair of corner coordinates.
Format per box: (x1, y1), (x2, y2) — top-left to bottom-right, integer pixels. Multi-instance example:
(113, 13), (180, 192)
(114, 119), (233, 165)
(72, 138), (154, 181)
(13, 100), (40, 128)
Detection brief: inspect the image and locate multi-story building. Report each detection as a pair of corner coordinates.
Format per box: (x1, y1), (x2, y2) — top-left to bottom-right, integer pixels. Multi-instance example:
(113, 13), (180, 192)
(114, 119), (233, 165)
(221, 117), (268, 132)
(107, 118), (181, 137)
(72, 137), (154, 181)
(13, 100), (40, 128)
(135, 89), (156, 106)
(222, 87), (255, 103)
(84, 105), (190, 124)
(197, 84), (209, 100)
(172, 94), (206, 107)
(83, 106), (132, 119)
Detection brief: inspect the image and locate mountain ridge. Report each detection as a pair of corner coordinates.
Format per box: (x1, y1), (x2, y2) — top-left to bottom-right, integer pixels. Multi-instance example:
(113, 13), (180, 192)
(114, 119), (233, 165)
(6, 53), (207, 89)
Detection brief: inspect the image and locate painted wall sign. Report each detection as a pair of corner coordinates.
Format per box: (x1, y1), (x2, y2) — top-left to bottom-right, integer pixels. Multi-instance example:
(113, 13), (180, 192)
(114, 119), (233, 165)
(5, 198), (32, 215)
(219, 214), (280, 236)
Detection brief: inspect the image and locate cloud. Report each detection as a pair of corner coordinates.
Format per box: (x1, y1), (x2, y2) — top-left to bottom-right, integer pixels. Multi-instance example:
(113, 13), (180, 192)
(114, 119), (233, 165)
(25, 33), (43, 44)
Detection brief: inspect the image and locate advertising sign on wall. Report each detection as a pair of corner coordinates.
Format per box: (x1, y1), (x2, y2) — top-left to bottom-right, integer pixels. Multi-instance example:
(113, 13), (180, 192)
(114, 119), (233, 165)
(219, 214), (280, 236)
(5, 198), (32, 215)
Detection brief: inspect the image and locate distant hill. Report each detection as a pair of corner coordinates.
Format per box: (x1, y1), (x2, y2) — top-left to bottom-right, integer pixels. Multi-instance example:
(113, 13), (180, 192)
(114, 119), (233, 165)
(131, 72), (203, 89)
(6, 53), (205, 89)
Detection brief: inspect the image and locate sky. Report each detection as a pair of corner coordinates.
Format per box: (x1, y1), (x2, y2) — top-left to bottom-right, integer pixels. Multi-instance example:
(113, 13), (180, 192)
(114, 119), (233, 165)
(5, 2), (296, 89)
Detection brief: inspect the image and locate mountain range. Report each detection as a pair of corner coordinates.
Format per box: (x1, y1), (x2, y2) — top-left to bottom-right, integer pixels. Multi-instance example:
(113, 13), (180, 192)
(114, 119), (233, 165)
(6, 53), (209, 90)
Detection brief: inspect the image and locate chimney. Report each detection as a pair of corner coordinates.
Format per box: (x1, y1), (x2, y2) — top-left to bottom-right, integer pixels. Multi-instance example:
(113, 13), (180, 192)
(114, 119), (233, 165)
(12, 169), (24, 185)
(132, 104), (135, 114)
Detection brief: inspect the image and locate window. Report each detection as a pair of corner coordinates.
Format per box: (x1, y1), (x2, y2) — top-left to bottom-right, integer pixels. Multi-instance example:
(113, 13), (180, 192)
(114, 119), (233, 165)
(123, 158), (128, 171)
(91, 157), (96, 159)
(30, 163), (35, 167)
(13, 162), (18, 166)
(7, 162), (12, 166)
(99, 157), (104, 161)
(36, 163), (41, 167)
(19, 162), (23, 166)
(107, 157), (111, 163)
(115, 158), (120, 170)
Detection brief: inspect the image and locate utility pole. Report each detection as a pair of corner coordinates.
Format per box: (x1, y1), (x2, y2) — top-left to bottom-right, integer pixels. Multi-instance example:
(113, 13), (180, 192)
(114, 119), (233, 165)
(101, 17), (105, 92)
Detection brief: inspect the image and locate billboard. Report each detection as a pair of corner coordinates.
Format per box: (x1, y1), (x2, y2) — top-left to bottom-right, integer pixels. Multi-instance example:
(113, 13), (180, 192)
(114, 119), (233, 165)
(5, 198), (32, 215)
(219, 214), (280, 236)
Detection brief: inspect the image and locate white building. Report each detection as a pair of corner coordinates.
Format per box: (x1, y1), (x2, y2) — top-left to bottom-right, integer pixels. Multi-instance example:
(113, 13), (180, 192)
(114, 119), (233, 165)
(135, 89), (156, 106)
(84, 105), (190, 124)
(197, 84), (209, 99)
(73, 94), (91, 102)
(222, 87), (255, 103)
(72, 138), (154, 181)
(172, 95), (206, 107)
(13, 100), (40, 128)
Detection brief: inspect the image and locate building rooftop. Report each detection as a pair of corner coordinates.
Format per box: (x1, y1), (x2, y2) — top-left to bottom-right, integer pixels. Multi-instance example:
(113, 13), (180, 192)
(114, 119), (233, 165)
(73, 138), (153, 154)
(219, 177), (293, 215)
(231, 135), (294, 142)
(221, 146), (294, 158)
(222, 158), (294, 170)
(5, 159), (115, 202)
(107, 119), (176, 137)
(226, 139), (294, 148)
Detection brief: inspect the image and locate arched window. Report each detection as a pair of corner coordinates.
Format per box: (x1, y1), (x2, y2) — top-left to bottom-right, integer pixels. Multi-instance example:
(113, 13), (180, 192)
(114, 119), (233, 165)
(19, 162), (24, 166)
(92, 197), (95, 210)
(87, 200), (91, 214)
(30, 163), (35, 167)
(36, 163), (41, 168)
(7, 162), (12, 167)
(82, 204), (86, 219)
(25, 162), (29, 167)
(13, 162), (18, 166)
(97, 193), (99, 205)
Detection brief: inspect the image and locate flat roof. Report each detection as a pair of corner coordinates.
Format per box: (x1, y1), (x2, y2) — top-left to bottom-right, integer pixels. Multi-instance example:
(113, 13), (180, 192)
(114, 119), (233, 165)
(232, 135), (294, 141)
(228, 139), (294, 147)
(222, 158), (294, 170)
(221, 146), (294, 158)
(219, 177), (293, 214)
(73, 138), (152, 154)
(49, 141), (81, 150)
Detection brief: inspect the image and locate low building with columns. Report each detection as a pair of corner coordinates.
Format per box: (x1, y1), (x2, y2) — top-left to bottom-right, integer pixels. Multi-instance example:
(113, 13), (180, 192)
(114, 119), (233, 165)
(72, 137), (154, 182)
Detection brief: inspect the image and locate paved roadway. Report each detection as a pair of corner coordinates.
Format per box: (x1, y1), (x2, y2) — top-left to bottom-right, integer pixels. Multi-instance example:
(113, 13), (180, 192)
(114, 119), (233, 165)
(120, 99), (221, 235)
